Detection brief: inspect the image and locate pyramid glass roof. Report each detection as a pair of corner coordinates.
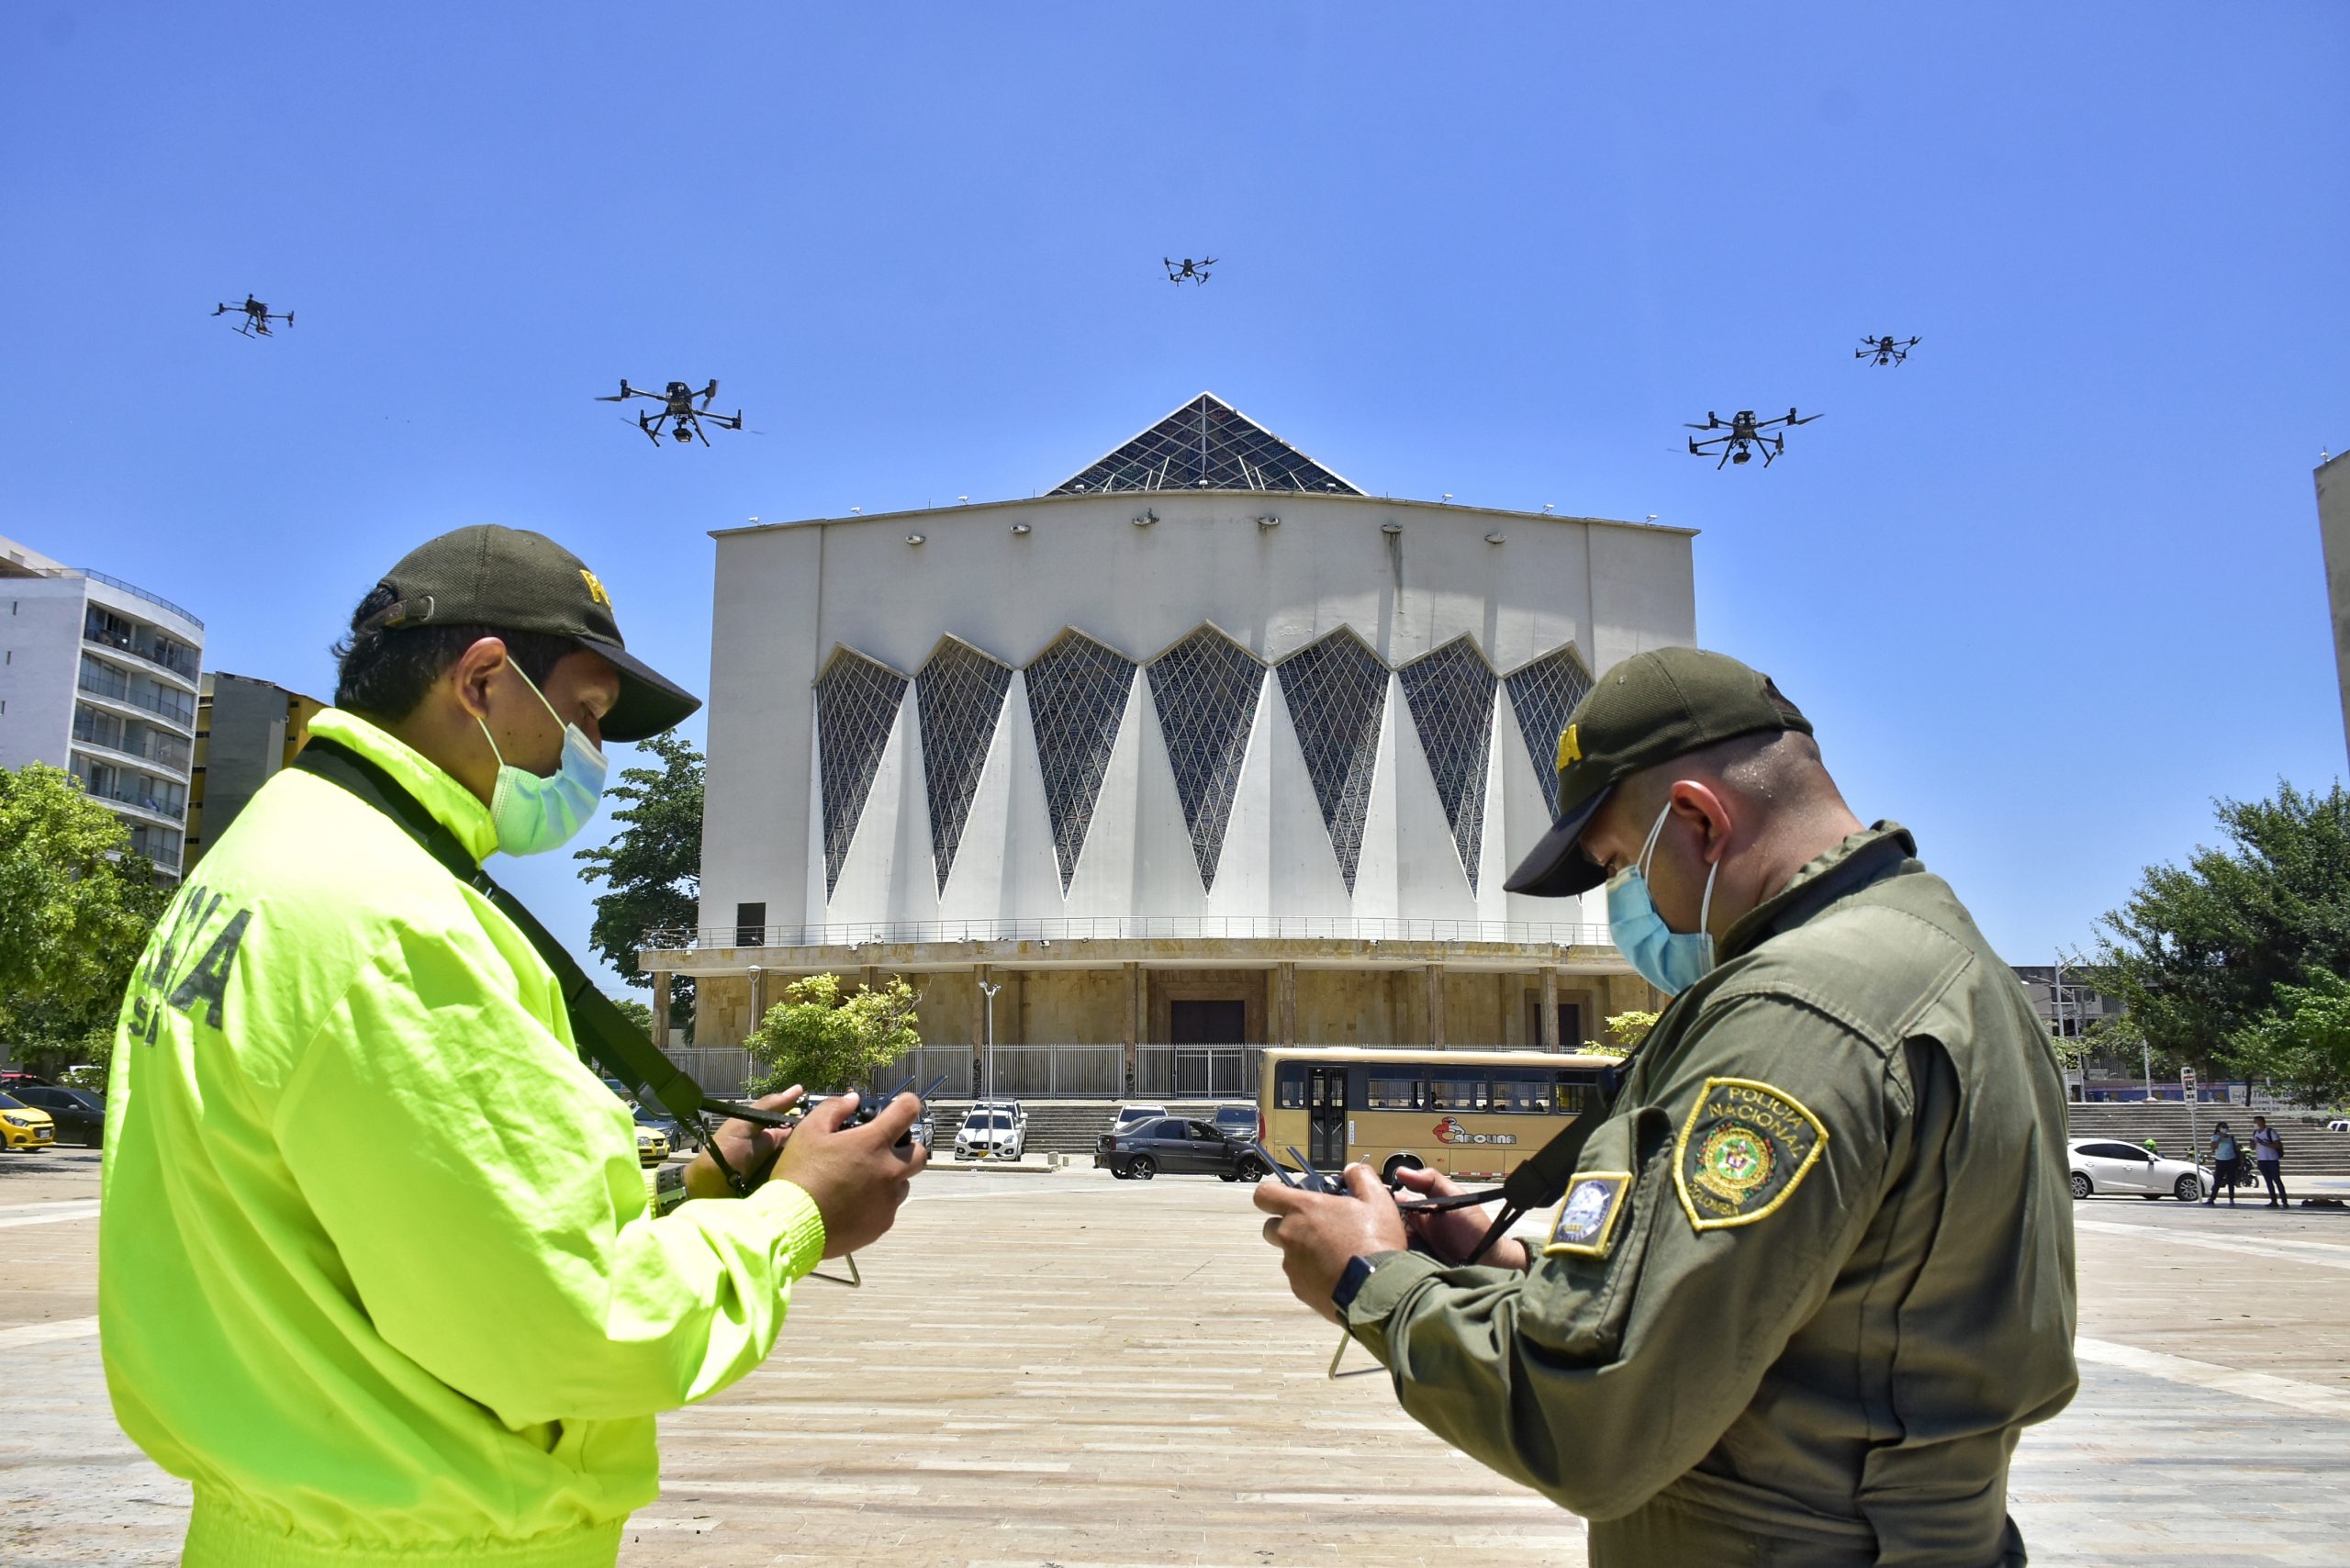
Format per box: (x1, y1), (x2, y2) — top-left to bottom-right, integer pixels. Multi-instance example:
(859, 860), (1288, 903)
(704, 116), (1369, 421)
(1050, 393), (1363, 497)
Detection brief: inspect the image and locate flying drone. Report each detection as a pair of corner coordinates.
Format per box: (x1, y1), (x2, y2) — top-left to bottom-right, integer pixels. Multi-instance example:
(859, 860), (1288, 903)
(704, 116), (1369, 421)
(1685, 408), (1820, 468)
(1163, 256), (1217, 285)
(1858, 334), (1920, 367)
(596, 379), (744, 447)
(214, 295), (293, 337)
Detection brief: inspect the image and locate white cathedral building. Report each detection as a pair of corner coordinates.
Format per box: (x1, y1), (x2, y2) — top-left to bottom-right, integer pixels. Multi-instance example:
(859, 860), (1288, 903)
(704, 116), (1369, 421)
(643, 395), (1691, 1092)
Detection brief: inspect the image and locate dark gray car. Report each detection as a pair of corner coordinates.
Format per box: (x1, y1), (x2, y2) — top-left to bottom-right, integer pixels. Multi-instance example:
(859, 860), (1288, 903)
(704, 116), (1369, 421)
(11, 1084), (104, 1147)
(1097, 1117), (1270, 1182)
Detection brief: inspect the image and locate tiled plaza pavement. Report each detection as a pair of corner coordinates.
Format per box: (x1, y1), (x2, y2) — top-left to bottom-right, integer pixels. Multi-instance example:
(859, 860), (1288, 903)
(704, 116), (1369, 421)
(5, 1149), (2348, 1565)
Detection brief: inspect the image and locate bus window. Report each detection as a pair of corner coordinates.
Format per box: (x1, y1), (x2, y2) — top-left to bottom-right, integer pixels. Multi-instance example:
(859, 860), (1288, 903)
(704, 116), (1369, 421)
(1427, 1070), (1489, 1111)
(1275, 1064), (1306, 1110)
(1493, 1070), (1552, 1113)
(1550, 1074), (1591, 1114)
(1368, 1076), (1424, 1110)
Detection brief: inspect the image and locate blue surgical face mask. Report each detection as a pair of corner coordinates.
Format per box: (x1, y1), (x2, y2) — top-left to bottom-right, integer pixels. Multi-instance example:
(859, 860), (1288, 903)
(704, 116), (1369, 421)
(476, 664), (608, 856)
(1605, 801), (1719, 997)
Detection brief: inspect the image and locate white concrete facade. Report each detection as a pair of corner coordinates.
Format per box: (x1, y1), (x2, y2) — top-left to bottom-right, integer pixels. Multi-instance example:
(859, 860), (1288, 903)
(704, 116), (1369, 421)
(0, 534), (206, 878)
(696, 491), (1695, 942)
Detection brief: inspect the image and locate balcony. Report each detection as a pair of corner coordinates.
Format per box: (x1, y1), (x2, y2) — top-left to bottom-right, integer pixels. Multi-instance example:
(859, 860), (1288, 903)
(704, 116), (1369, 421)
(82, 627), (200, 688)
(77, 663), (196, 729)
(72, 709), (192, 774)
(71, 567), (204, 631)
(81, 776), (186, 822)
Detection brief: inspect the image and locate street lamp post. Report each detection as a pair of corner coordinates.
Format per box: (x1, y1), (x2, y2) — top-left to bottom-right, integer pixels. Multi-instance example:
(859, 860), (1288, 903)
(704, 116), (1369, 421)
(979, 980), (1002, 1117)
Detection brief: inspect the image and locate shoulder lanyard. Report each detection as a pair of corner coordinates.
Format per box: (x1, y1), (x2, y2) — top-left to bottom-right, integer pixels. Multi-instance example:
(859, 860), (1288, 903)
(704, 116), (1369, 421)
(290, 738), (786, 1165)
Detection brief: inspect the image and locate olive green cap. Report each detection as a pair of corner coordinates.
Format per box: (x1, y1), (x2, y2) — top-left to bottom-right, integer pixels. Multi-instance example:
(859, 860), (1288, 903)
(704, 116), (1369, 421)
(1503, 646), (1811, 898)
(356, 524), (700, 743)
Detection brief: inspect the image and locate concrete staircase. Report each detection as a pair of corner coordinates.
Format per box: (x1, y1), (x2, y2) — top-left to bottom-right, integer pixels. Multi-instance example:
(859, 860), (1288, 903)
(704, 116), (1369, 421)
(2065, 1103), (2350, 1174)
(928, 1100), (1240, 1158)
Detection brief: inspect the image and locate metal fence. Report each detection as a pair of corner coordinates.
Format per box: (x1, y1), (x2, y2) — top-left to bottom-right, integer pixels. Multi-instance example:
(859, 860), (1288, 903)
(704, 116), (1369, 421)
(659, 1047), (756, 1099)
(644, 915), (1612, 952)
(663, 1041), (1539, 1103)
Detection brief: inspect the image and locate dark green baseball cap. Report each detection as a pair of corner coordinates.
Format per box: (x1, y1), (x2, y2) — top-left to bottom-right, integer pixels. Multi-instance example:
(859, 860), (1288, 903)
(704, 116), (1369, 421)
(1503, 646), (1811, 898)
(356, 524), (699, 743)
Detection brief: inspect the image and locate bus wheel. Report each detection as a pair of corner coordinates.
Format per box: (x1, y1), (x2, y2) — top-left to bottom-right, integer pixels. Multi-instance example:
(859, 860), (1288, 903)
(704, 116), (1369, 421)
(1130, 1156), (1157, 1181)
(1382, 1155), (1424, 1186)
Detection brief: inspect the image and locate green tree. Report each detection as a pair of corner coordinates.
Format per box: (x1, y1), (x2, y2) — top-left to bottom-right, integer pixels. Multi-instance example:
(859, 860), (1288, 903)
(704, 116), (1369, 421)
(0, 763), (172, 1071)
(744, 973), (923, 1094)
(2088, 782), (2350, 1073)
(575, 732), (702, 1037)
(611, 996), (655, 1035)
(2232, 969), (2350, 1107)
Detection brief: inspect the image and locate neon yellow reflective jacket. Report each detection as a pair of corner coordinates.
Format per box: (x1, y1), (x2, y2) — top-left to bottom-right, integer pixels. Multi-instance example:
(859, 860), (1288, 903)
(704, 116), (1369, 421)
(100, 709), (825, 1568)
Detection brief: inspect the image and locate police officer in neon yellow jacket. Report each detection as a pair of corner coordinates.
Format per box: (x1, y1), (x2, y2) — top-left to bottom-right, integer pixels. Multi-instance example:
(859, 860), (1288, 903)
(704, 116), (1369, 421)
(101, 526), (930, 1568)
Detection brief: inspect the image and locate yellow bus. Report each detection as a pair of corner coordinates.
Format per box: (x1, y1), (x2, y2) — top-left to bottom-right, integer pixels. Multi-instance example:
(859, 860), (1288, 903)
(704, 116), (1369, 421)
(1259, 1047), (1621, 1182)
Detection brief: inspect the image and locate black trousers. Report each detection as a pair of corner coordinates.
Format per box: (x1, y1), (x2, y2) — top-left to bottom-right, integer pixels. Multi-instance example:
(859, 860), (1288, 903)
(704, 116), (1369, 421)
(2257, 1158), (2288, 1203)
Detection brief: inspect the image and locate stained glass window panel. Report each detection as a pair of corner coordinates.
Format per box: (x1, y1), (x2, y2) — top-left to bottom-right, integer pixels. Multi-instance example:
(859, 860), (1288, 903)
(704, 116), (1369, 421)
(1275, 629), (1387, 891)
(917, 638), (1013, 894)
(1147, 626), (1264, 891)
(815, 649), (909, 897)
(1399, 636), (1498, 890)
(1505, 644), (1596, 818)
(1024, 630), (1136, 893)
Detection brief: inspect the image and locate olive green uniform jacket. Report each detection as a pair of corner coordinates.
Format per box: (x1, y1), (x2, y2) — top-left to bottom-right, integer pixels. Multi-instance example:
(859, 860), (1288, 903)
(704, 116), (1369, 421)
(1343, 826), (2076, 1566)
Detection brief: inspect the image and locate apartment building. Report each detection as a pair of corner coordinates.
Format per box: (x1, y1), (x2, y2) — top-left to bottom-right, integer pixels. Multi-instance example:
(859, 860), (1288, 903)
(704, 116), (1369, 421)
(0, 533), (206, 878)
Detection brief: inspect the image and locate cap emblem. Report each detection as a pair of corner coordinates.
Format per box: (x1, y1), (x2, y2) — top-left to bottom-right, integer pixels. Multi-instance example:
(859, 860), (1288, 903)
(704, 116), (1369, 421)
(1555, 723), (1581, 771)
(578, 568), (610, 608)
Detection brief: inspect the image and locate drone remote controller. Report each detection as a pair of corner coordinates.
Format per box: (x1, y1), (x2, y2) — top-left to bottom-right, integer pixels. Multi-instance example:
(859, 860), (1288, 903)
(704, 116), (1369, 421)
(842, 1073), (951, 1150)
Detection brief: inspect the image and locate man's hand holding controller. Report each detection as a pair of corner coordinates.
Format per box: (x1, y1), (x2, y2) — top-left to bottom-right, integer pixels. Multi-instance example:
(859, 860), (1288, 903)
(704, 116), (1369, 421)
(771, 1088), (928, 1258)
(1392, 1165), (1530, 1271)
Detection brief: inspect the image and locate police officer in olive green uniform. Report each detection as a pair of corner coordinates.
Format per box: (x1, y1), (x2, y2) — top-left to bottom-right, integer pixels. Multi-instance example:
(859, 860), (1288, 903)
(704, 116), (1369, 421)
(1256, 649), (2076, 1567)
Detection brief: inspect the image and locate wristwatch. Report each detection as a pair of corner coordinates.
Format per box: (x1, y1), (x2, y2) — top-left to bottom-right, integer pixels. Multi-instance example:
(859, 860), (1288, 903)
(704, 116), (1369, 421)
(651, 1161), (691, 1216)
(1332, 1254), (1378, 1313)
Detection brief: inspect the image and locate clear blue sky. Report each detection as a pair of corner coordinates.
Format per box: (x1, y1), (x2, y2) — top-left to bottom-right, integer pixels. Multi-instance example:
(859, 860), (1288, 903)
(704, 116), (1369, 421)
(6, 2), (2345, 985)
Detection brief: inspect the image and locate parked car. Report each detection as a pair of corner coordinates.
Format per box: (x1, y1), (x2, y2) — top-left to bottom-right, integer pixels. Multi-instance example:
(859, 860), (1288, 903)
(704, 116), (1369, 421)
(634, 1126), (670, 1167)
(2329, 1119), (2350, 1134)
(1209, 1104), (1259, 1142)
(1097, 1117), (1271, 1182)
(0, 1092), (58, 1152)
(955, 1109), (1026, 1160)
(8, 1085), (102, 1147)
(632, 1102), (688, 1155)
(2066, 1138), (2206, 1201)
(1108, 1103), (1168, 1134)
(972, 1099), (1028, 1131)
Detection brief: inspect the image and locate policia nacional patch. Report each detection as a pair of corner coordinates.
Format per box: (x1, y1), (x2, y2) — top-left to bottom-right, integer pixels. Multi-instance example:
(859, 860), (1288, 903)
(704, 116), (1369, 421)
(1672, 1077), (1829, 1232)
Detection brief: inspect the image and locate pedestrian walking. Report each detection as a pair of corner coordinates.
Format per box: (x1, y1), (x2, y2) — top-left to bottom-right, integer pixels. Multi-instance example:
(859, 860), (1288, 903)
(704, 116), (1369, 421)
(2205, 1120), (2242, 1206)
(2251, 1115), (2289, 1207)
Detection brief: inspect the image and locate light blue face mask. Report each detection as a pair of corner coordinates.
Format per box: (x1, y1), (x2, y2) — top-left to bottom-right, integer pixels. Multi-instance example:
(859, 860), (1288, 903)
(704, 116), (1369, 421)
(1605, 801), (1719, 997)
(476, 664), (608, 856)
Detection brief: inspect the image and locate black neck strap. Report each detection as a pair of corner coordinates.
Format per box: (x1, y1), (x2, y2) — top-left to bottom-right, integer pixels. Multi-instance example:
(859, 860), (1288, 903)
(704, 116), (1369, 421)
(290, 736), (718, 1133)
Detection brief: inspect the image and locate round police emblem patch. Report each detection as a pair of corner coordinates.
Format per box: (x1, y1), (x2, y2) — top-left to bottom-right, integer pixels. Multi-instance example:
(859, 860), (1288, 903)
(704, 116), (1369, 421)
(1695, 1125), (1774, 1202)
(1673, 1078), (1828, 1232)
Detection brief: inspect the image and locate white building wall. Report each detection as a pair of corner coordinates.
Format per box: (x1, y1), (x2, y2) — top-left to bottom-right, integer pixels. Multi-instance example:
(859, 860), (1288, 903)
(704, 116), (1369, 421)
(0, 549), (205, 879)
(700, 492), (1695, 936)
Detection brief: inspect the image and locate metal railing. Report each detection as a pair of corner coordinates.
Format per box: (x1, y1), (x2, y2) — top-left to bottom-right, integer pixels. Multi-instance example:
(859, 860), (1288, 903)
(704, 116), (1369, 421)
(664, 1042), (1569, 1103)
(77, 663), (195, 727)
(72, 710), (191, 772)
(80, 776), (186, 821)
(645, 915), (1614, 953)
(70, 567), (205, 630)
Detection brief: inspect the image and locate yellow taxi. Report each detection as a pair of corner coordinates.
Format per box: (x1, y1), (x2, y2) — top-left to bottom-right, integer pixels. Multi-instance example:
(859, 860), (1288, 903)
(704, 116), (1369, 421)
(0, 1092), (57, 1152)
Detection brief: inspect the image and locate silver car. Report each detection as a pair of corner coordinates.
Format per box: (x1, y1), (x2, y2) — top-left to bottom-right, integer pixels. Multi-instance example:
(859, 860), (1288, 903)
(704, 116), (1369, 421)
(2066, 1138), (2206, 1202)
